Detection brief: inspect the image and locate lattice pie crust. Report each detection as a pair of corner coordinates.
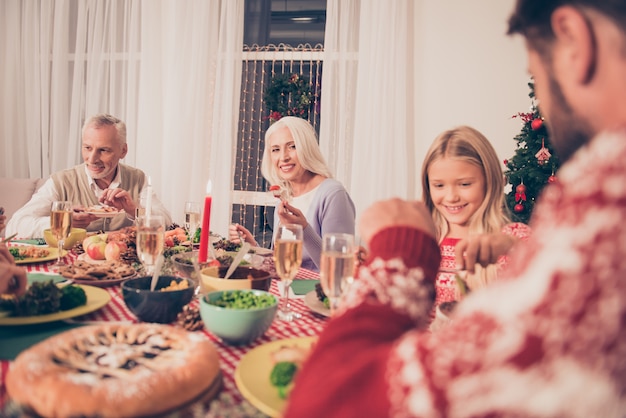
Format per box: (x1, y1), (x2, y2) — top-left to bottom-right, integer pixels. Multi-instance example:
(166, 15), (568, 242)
(7, 323), (220, 417)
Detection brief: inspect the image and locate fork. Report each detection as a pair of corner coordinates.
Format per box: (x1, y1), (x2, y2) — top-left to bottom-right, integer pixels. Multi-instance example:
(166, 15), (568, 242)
(1, 233), (18, 244)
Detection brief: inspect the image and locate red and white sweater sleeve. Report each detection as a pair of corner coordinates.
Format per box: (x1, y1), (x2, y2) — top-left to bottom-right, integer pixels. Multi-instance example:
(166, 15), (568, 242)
(283, 226), (440, 418)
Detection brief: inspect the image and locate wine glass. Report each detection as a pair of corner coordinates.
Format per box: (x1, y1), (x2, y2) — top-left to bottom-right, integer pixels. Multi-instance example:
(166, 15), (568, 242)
(273, 223), (303, 321)
(184, 201), (201, 247)
(135, 215), (165, 276)
(320, 233), (355, 315)
(50, 201), (73, 267)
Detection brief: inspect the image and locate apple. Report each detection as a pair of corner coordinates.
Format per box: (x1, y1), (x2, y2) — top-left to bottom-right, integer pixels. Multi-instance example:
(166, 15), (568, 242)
(83, 234), (108, 260)
(82, 234), (108, 250)
(105, 241), (127, 261)
(86, 241), (107, 260)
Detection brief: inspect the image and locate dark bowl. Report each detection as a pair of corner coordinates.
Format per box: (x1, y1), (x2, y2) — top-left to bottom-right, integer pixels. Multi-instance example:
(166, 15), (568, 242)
(121, 276), (194, 323)
(200, 266), (272, 294)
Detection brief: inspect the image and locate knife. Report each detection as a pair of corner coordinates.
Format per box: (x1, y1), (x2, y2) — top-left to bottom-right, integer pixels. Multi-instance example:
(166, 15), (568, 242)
(223, 242), (251, 280)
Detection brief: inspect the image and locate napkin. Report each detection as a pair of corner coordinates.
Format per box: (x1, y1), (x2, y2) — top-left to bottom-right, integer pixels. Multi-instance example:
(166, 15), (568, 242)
(12, 238), (46, 245)
(290, 279), (319, 295)
(0, 322), (84, 360)
(27, 272), (66, 284)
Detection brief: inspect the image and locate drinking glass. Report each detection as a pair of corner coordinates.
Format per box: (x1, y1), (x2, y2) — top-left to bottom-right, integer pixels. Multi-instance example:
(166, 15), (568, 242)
(136, 215), (165, 276)
(184, 201), (201, 246)
(50, 201), (73, 267)
(273, 223), (303, 321)
(320, 233), (355, 315)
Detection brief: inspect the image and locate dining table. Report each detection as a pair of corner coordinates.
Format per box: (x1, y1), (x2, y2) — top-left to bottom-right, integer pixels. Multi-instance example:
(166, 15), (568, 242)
(0, 249), (328, 417)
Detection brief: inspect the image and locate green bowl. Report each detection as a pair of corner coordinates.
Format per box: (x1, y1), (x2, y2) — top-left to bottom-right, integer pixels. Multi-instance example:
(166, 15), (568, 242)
(199, 289), (277, 345)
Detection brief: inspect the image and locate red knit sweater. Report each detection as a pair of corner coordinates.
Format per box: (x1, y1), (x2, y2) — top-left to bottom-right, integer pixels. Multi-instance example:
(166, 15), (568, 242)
(284, 131), (626, 418)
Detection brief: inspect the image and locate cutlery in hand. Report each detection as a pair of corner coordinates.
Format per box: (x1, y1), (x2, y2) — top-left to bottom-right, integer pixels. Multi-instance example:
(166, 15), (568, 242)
(223, 242), (251, 280)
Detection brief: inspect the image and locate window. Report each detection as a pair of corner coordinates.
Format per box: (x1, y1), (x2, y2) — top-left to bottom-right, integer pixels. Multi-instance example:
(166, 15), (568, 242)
(233, 0), (326, 247)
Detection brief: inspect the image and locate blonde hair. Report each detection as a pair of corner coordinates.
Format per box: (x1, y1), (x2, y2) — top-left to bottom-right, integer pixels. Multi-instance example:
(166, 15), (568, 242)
(260, 117), (332, 198)
(421, 126), (511, 289)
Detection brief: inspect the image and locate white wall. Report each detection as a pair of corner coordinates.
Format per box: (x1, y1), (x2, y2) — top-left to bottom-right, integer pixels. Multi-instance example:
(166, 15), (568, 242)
(414, 0), (529, 194)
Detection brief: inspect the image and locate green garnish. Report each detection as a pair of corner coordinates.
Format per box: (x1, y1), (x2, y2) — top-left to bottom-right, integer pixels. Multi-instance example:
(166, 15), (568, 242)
(208, 290), (275, 309)
(9, 247), (25, 260)
(270, 362), (298, 399)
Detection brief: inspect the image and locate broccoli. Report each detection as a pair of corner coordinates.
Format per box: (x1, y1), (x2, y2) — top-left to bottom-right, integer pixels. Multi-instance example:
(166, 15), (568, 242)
(14, 281), (61, 316)
(9, 247), (24, 260)
(60, 285), (87, 310)
(270, 362), (298, 399)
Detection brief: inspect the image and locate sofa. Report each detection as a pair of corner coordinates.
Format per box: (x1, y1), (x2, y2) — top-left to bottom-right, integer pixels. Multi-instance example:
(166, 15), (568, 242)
(0, 177), (46, 237)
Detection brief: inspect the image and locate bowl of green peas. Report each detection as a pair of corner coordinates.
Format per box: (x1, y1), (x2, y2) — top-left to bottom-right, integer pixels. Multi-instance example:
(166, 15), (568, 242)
(199, 289), (278, 345)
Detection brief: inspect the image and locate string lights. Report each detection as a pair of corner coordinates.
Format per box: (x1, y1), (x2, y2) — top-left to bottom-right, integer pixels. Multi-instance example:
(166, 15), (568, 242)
(234, 44), (323, 247)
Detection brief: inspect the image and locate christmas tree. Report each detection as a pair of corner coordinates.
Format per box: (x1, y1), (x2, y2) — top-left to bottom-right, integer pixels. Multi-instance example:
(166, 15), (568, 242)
(504, 81), (560, 224)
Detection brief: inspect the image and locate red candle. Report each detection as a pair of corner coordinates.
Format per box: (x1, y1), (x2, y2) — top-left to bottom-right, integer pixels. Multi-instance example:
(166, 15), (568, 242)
(198, 180), (212, 263)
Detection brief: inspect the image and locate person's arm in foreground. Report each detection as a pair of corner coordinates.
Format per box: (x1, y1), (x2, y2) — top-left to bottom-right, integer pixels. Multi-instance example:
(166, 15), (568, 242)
(0, 244), (27, 296)
(455, 223), (532, 273)
(284, 198), (440, 418)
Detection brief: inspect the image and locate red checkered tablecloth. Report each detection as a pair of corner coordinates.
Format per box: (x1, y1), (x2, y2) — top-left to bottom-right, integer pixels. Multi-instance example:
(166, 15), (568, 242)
(0, 251), (327, 416)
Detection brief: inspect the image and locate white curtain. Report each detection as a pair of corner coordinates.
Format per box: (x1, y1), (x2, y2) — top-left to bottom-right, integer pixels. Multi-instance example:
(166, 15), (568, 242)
(321, 0), (423, 230)
(0, 0), (243, 236)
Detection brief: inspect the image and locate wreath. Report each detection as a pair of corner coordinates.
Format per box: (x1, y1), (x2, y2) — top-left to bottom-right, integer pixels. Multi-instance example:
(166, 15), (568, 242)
(264, 73), (313, 122)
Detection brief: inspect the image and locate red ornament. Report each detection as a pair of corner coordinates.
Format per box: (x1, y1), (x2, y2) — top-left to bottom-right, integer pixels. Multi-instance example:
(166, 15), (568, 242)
(503, 159), (508, 166)
(548, 175), (557, 183)
(516, 184), (527, 194)
(514, 203), (524, 213)
(531, 118), (543, 130)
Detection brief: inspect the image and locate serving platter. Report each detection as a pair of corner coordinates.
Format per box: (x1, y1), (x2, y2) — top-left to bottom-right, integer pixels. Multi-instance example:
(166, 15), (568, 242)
(72, 272), (136, 288)
(235, 336), (317, 417)
(14, 247), (67, 265)
(0, 285), (111, 326)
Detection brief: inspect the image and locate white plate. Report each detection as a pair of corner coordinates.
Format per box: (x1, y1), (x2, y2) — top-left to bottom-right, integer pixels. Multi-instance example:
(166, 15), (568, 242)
(84, 206), (123, 218)
(77, 253), (107, 264)
(303, 290), (330, 317)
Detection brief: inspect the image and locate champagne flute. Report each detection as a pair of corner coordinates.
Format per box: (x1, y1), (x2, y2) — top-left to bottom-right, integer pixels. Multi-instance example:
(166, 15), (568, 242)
(50, 201), (73, 267)
(273, 223), (303, 321)
(320, 233), (355, 315)
(136, 215), (165, 276)
(184, 201), (201, 247)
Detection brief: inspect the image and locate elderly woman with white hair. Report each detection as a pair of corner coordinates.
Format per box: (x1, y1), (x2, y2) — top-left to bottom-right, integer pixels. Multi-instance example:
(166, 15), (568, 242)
(230, 116), (355, 272)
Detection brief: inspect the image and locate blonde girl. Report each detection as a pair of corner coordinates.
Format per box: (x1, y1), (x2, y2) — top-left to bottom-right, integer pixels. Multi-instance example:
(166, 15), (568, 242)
(421, 126), (530, 306)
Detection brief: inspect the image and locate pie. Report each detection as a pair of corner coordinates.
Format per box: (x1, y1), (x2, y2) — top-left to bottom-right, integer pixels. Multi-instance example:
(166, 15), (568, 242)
(7, 323), (221, 417)
(58, 260), (136, 282)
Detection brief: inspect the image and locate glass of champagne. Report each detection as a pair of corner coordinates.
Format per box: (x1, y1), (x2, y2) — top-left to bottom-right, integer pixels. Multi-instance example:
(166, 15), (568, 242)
(273, 223), (303, 321)
(50, 201), (73, 267)
(184, 201), (201, 247)
(136, 215), (165, 276)
(320, 233), (355, 315)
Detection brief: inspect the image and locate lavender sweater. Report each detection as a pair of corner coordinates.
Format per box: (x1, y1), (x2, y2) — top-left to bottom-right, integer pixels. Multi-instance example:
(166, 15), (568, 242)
(273, 178), (356, 272)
